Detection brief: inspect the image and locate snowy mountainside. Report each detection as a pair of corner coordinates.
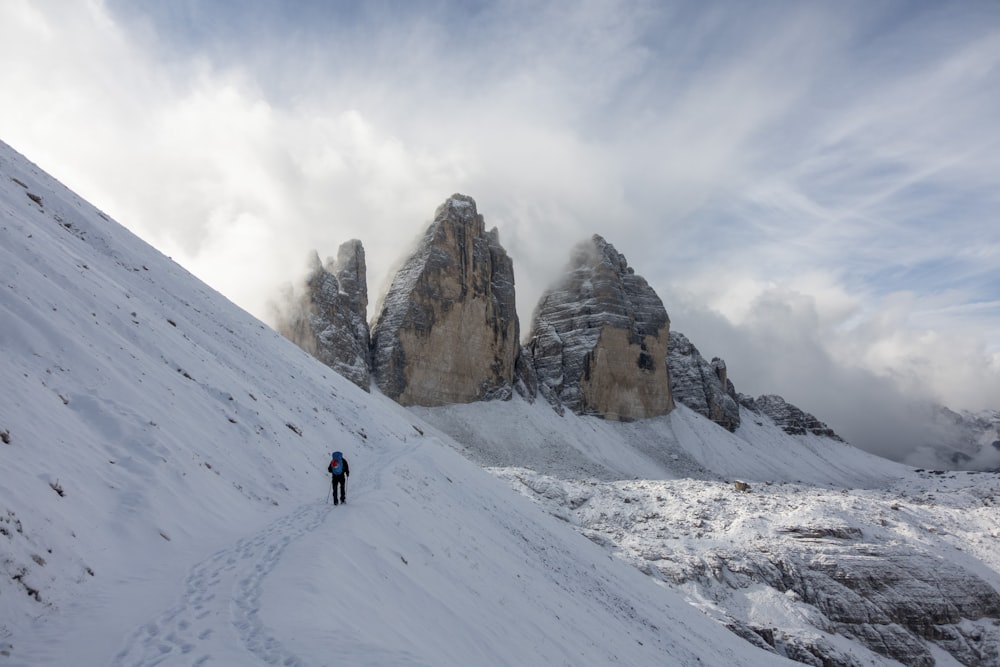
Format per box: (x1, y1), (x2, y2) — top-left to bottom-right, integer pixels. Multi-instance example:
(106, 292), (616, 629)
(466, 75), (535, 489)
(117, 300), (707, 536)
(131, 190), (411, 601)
(0, 139), (791, 666)
(494, 468), (1000, 667)
(410, 398), (909, 488)
(412, 398), (1000, 665)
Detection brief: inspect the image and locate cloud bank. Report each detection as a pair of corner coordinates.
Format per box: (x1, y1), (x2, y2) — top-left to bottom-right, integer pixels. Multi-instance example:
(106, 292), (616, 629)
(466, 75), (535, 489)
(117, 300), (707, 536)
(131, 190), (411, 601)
(2, 0), (999, 463)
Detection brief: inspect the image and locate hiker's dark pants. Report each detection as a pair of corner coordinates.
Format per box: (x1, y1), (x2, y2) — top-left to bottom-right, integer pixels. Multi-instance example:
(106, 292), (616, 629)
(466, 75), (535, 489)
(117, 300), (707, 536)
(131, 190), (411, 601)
(332, 474), (347, 502)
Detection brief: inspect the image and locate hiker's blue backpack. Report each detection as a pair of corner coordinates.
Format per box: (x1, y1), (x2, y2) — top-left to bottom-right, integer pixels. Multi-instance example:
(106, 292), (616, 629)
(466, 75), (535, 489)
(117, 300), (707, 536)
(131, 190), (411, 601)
(330, 451), (344, 475)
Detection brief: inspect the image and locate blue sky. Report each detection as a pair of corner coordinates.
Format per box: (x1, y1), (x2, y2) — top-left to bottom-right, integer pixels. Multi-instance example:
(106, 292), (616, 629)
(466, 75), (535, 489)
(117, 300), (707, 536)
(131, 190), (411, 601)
(2, 0), (999, 459)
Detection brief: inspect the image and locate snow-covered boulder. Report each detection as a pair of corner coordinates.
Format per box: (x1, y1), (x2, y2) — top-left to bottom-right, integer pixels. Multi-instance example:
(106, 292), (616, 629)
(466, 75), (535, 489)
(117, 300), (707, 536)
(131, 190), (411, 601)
(526, 235), (674, 421)
(370, 194), (520, 406)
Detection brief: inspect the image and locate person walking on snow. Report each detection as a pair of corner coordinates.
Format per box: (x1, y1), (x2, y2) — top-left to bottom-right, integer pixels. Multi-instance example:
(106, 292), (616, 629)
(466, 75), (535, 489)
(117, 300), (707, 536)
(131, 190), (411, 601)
(328, 451), (349, 505)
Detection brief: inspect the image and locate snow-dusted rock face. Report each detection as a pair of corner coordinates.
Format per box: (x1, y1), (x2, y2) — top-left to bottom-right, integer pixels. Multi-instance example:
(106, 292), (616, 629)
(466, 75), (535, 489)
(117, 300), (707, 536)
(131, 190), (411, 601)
(370, 194), (519, 406)
(667, 331), (740, 431)
(741, 394), (843, 441)
(499, 471), (1000, 667)
(785, 544), (1000, 666)
(513, 344), (539, 404)
(276, 240), (371, 390)
(526, 235), (674, 421)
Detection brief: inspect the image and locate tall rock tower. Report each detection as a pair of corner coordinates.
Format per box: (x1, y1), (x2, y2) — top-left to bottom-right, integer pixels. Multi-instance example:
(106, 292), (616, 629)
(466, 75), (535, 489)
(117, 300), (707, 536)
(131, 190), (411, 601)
(528, 235), (674, 421)
(276, 240), (371, 390)
(370, 194), (519, 406)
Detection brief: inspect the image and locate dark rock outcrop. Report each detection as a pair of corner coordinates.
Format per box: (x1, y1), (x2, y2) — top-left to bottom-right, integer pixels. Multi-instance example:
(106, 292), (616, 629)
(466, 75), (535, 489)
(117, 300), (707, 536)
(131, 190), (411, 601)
(741, 394), (843, 441)
(527, 235), (674, 421)
(370, 194), (519, 406)
(513, 344), (539, 404)
(667, 331), (740, 431)
(276, 240), (371, 390)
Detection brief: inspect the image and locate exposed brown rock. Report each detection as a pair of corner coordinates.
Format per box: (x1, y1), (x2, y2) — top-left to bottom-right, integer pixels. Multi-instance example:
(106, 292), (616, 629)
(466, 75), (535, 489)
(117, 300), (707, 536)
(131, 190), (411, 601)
(370, 194), (519, 406)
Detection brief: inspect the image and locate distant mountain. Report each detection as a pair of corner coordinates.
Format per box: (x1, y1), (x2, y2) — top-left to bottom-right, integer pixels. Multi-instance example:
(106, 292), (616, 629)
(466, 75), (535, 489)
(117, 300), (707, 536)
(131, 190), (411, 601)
(283, 198), (679, 422)
(901, 403), (1000, 471)
(272, 196), (998, 480)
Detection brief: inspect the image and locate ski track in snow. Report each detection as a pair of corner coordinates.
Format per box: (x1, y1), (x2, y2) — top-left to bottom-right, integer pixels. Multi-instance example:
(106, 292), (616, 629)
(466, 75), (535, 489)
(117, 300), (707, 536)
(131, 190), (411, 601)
(112, 499), (332, 667)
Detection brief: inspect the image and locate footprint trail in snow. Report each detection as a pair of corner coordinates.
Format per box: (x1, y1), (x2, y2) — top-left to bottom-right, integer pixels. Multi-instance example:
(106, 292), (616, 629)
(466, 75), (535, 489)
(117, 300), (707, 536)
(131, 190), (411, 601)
(112, 500), (331, 667)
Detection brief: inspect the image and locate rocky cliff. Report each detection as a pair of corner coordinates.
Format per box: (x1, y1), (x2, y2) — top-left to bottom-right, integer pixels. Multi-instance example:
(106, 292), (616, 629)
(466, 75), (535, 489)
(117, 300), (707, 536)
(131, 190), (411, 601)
(370, 194), (519, 406)
(276, 240), (371, 390)
(667, 331), (741, 431)
(526, 235), (674, 421)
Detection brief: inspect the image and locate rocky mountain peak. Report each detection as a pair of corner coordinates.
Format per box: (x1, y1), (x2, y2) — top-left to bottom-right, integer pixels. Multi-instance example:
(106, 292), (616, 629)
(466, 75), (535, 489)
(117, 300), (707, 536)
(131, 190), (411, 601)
(276, 240), (371, 390)
(331, 239), (367, 310)
(370, 194), (519, 406)
(527, 234), (674, 421)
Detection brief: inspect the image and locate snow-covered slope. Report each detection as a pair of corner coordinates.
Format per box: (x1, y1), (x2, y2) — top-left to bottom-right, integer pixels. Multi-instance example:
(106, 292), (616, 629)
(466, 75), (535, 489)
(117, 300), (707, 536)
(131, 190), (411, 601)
(410, 397), (910, 488)
(0, 140), (797, 665)
(411, 390), (1000, 665)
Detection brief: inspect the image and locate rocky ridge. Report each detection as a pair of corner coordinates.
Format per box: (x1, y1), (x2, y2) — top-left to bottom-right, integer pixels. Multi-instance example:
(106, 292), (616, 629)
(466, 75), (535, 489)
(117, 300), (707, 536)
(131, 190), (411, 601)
(740, 394), (844, 441)
(667, 330), (741, 431)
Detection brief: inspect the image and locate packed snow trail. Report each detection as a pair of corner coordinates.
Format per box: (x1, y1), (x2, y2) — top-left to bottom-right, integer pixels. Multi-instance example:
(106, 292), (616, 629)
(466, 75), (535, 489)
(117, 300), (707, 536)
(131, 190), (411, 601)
(110, 438), (405, 667)
(111, 501), (329, 666)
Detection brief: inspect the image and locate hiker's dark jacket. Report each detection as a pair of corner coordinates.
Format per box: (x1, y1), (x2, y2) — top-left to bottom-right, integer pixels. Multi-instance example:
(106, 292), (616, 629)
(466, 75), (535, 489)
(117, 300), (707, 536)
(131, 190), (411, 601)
(328, 459), (350, 478)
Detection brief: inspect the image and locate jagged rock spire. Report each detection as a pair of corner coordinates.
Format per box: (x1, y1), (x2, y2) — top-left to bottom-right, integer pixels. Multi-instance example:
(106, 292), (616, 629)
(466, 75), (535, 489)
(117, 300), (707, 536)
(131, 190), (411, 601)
(277, 240), (371, 390)
(370, 194), (519, 406)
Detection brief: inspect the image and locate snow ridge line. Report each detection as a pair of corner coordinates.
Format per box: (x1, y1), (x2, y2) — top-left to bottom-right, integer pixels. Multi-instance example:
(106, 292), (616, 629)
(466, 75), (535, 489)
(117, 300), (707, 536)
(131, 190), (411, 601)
(111, 500), (331, 667)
